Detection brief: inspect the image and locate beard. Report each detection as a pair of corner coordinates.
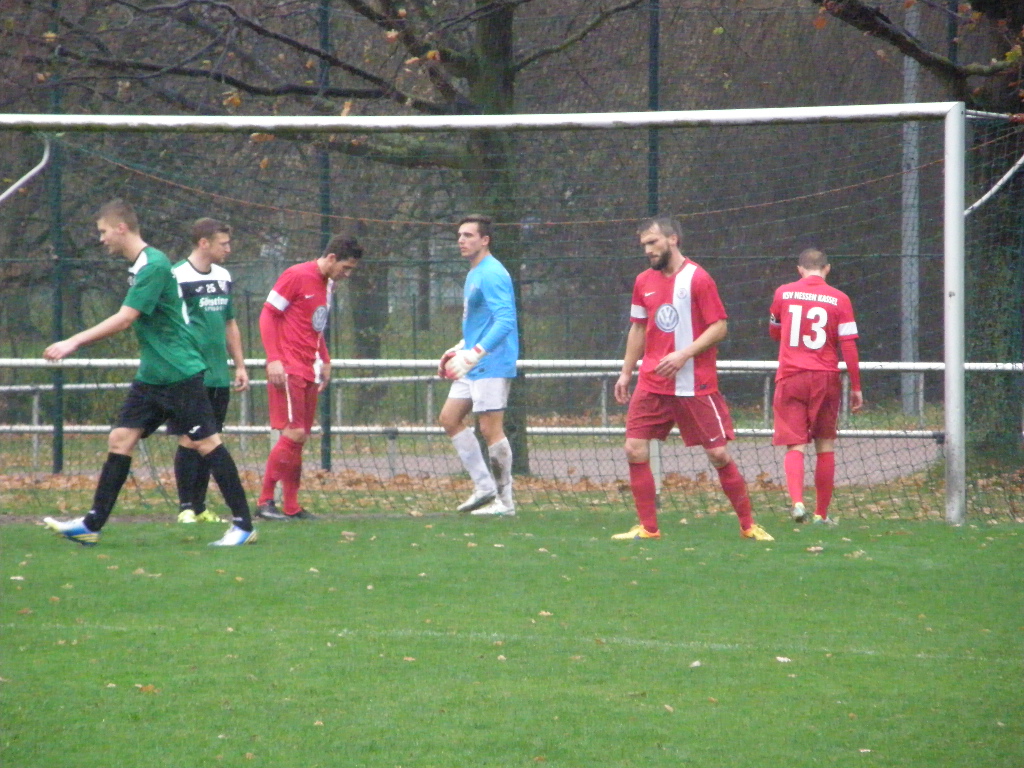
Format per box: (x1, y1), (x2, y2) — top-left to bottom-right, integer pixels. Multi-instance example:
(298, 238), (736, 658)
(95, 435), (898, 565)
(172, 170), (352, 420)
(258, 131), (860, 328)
(648, 248), (671, 271)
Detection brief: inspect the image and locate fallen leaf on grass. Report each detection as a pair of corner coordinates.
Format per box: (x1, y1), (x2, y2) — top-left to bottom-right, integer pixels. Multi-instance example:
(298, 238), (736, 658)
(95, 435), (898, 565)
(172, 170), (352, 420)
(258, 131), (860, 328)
(497, 655), (506, 661)
(314, 720), (323, 726)
(9, 576), (24, 581)
(17, 608), (32, 615)
(403, 657), (416, 662)
(664, 704), (674, 712)
(776, 656), (792, 663)
(135, 683), (159, 693)
(806, 546), (823, 553)
(538, 611), (553, 617)
(308, 567), (320, 574)
(689, 660), (702, 668)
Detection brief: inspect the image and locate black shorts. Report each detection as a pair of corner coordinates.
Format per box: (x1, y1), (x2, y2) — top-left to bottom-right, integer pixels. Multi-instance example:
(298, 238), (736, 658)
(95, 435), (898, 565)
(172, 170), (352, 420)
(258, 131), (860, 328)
(114, 374), (219, 441)
(206, 386), (231, 432)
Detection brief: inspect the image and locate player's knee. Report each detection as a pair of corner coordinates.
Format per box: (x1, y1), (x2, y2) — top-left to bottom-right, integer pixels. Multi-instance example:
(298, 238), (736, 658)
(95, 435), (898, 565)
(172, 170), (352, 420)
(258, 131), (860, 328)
(705, 447), (730, 468)
(623, 441), (648, 464)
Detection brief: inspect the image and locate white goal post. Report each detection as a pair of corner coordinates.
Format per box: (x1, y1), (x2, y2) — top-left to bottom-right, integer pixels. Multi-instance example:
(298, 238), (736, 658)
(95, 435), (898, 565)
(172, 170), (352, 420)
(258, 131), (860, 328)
(0, 102), (969, 523)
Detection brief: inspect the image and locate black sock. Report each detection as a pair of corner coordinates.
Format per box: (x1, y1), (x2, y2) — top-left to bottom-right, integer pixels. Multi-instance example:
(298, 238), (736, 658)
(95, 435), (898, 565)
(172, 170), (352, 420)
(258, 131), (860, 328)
(193, 456), (212, 514)
(205, 444), (252, 531)
(173, 446), (201, 511)
(84, 453), (132, 531)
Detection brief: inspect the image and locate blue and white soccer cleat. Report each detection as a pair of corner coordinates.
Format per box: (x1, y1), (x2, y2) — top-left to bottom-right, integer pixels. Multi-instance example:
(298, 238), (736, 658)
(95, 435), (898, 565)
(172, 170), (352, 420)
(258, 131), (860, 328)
(43, 516), (100, 546)
(208, 525), (259, 547)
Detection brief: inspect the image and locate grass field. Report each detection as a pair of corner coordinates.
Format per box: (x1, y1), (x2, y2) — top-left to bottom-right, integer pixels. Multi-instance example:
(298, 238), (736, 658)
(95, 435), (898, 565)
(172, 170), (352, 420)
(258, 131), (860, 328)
(2, 511), (1022, 767)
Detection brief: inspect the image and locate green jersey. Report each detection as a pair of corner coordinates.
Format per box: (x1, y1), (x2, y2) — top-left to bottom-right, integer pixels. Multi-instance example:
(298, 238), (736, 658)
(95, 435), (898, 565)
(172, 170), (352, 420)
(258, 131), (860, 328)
(172, 259), (235, 388)
(122, 247), (206, 386)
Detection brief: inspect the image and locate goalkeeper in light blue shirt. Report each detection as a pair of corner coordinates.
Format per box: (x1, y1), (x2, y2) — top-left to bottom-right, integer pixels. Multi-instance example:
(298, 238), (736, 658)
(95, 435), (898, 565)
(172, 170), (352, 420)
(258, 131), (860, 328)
(437, 214), (520, 517)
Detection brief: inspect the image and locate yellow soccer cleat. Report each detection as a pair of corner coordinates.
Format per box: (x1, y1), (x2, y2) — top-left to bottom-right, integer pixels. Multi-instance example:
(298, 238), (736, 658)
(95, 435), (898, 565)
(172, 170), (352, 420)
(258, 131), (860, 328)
(194, 510), (223, 523)
(741, 523), (774, 542)
(611, 524), (661, 541)
(177, 509), (197, 524)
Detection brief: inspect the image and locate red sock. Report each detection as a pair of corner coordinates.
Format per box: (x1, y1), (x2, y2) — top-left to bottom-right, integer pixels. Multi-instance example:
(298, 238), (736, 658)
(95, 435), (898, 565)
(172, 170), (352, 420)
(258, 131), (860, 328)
(784, 449), (805, 505)
(276, 437), (305, 514)
(628, 462), (659, 533)
(259, 441), (282, 504)
(814, 452), (835, 519)
(716, 461), (753, 531)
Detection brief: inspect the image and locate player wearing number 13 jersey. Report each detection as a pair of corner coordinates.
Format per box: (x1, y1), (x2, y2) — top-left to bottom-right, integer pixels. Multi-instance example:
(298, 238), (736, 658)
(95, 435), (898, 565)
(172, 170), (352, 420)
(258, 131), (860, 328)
(612, 216), (773, 542)
(769, 248), (863, 526)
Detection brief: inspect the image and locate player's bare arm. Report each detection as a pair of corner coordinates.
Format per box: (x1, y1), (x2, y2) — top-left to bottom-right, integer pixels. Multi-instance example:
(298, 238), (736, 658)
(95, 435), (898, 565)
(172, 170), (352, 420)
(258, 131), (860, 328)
(44, 305), (142, 361)
(615, 323), (647, 405)
(653, 319), (727, 378)
(225, 319), (250, 392)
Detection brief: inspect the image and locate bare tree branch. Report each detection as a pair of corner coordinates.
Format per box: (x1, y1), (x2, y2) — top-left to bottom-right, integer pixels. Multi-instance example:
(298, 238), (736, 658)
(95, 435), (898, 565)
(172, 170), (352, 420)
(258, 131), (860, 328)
(42, 50), (389, 101)
(811, 0), (1019, 95)
(113, 0), (451, 112)
(513, 0), (644, 74)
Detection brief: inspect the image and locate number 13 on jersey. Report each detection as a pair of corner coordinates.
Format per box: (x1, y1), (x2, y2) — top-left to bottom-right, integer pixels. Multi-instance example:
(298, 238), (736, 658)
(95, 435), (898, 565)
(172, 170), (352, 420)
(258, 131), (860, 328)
(787, 304), (827, 350)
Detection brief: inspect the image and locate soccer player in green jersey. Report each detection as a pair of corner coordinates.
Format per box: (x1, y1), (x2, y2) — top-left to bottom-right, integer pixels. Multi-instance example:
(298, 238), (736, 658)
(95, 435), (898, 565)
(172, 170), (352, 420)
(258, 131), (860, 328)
(172, 218), (250, 525)
(42, 199), (257, 546)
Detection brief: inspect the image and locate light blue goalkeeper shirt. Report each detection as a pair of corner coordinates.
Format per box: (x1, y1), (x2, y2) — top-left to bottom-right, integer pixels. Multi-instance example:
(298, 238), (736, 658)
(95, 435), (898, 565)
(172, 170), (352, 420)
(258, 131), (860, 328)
(462, 253), (519, 380)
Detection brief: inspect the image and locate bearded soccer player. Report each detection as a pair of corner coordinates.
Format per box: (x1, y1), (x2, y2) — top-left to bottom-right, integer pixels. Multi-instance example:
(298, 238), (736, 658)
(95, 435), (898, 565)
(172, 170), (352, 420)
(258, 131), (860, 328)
(437, 214), (519, 517)
(256, 234), (362, 520)
(769, 248), (863, 526)
(613, 216), (773, 542)
(172, 218), (250, 524)
(42, 199), (256, 546)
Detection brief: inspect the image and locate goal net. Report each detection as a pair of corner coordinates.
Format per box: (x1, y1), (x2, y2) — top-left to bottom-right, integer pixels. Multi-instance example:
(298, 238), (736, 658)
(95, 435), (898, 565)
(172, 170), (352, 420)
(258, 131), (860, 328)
(0, 105), (1021, 523)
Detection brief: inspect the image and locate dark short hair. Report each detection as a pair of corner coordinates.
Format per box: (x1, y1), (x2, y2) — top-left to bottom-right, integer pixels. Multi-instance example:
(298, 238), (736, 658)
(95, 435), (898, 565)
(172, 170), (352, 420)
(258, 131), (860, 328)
(324, 232), (363, 261)
(96, 198), (139, 233)
(798, 248), (829, 270)
(636, 215), (682, 241)
(191, 217), (231, 245)
(458, 214), (493, 240)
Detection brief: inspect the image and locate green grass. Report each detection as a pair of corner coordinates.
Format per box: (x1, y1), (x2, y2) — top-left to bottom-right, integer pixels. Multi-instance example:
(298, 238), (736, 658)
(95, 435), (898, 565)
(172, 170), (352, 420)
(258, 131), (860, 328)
(2, 512), (1021, 767)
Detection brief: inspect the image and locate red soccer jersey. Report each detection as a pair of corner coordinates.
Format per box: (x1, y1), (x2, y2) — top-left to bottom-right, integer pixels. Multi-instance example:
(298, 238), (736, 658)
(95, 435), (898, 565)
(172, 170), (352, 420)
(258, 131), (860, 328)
(631, 259), (728, 397)
(261, 260), (333, 382)
(769, 275), (858, 382)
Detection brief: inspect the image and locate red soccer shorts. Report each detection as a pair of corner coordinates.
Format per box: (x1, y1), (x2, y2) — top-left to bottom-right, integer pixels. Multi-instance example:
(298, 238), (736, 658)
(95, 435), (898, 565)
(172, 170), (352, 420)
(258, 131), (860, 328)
(626, 388), (735, 448)
(267, 374), (320, 433)
(772, 370), (841, 446)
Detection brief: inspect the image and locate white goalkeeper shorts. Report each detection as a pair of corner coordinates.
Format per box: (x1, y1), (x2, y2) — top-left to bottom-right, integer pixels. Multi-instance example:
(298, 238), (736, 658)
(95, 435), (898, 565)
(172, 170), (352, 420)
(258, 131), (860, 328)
(447, 377), (512, 413)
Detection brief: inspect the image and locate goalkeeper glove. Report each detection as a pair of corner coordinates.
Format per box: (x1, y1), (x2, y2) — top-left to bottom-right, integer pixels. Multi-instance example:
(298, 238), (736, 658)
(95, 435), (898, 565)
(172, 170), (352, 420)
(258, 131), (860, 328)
(438, 340), (465, 379)
(446, 344), (486, 380)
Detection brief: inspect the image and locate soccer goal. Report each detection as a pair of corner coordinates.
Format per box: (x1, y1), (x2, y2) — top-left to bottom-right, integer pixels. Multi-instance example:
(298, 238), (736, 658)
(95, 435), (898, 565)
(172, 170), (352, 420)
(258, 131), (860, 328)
(1, 103), (1021, 524)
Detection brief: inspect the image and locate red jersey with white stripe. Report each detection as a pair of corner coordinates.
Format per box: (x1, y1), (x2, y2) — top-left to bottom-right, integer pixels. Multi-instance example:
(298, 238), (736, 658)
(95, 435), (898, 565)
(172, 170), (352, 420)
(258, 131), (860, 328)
(769, 275), (858, 382)
(261, 260), (332, 382)
(631, 259), (728, 397)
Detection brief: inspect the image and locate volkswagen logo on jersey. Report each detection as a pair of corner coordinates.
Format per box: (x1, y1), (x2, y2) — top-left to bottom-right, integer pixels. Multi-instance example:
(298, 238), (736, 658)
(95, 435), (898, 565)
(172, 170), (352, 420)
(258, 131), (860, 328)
(654, 303), (679, 333)
(311, 305), (329, 333)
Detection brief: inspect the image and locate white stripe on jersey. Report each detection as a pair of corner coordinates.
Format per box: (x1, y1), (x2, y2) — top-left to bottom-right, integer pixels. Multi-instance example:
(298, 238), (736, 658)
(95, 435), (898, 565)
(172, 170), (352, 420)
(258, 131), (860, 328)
(673, 262), (698, 397)
(708, 392), (728, 441)
(838, 321), (858, 337)
(266, 289), (290, 311)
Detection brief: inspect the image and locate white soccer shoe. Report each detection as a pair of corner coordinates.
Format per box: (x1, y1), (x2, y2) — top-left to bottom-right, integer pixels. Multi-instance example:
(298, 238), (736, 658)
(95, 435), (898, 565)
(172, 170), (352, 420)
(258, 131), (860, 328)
(471, 499), (515, 517)
(456, 488), (496, 513)
(208, 525), (258, 546)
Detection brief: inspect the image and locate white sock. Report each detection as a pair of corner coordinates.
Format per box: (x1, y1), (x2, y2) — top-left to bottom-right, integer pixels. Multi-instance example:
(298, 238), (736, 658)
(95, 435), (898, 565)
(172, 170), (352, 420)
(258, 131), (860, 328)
(488, 437), (513, 506)
(451, 429), (496, 493)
